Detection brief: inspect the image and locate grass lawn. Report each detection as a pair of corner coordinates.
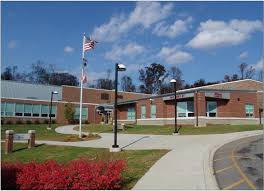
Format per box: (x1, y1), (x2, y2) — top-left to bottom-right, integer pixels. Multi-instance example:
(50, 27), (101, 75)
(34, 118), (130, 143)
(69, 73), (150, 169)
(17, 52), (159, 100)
(76, 124), (263, 135)
(1, 143), (169, 189)
(1, 124), (70, 141)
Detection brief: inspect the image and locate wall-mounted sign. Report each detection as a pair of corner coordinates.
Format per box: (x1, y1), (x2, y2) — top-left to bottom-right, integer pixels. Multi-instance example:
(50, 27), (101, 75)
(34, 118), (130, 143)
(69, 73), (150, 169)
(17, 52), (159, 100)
(14, 133), (30, 140)
(205, 92), (230, 99)
(163, 93), (194, 101)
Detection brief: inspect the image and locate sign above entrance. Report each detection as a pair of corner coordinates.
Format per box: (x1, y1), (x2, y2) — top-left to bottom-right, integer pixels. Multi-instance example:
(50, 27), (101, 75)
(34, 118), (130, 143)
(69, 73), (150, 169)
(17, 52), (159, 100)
(163, 93), (194, 101)
(205, 92), (230, 99)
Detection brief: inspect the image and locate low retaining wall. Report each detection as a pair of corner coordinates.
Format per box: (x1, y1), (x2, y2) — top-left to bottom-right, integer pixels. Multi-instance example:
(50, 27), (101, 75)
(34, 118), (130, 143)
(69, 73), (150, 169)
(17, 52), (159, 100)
(118, 117), (263, 126)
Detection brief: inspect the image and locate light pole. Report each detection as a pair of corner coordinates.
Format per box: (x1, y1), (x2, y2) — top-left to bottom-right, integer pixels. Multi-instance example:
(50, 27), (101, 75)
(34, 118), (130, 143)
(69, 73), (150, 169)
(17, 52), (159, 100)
(111, 63), (126, 152)
(170, 79), (178, 134)
(48, 91), (58, 130)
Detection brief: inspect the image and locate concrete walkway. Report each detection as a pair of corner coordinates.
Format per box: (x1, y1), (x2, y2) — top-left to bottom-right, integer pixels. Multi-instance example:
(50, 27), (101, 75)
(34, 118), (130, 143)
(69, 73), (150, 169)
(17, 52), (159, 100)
(35, 125), (263, 189)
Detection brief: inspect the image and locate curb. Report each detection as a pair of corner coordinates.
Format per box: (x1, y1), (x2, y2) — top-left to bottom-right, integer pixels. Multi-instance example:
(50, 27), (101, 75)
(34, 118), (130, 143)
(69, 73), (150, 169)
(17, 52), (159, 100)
(205, 131), (263, 190)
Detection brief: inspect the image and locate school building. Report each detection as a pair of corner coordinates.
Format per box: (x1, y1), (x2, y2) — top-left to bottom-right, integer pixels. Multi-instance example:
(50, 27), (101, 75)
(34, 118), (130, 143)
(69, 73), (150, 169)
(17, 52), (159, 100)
(1, 79), (263, 126)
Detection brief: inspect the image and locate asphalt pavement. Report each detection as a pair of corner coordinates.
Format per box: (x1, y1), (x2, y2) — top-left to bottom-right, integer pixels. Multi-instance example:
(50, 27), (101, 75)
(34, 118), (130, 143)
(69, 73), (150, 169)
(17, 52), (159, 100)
(213, 135), (263, 190)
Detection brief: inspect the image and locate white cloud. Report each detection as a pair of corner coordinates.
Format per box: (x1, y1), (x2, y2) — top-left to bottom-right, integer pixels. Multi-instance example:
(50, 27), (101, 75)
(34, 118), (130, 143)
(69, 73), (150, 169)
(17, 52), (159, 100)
(105, 42), (144, 61)
(158, 45), (193, 65)
(64, 46), (74, 53)
(92, 2), (173, 42)
(239, 51), (249, 60)
(187, 19), (262, 49)
(252, 58), (263, 71)
(8, 40), (17, 49)
(153, 17), (192, 38)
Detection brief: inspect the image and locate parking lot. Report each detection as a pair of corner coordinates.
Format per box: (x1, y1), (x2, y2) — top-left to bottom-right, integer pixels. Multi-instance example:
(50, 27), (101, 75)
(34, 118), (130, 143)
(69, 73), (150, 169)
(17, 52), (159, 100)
(213, 135), (263, 190)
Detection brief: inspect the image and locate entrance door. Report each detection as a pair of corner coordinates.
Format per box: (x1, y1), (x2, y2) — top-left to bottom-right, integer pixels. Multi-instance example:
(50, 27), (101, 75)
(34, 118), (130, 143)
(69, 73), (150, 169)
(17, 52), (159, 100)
(206, 101), (217, 117)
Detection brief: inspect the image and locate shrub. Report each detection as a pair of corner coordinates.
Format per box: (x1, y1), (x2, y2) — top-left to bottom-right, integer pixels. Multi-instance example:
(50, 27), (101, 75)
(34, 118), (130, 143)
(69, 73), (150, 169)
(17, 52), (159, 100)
(14, 160), (126, 190)
(84, 120), (89, 124)
(26, 120), (32, 124)
(64, 103), (75, 124)
(34, 120), (40, 124)
(1, 163), (22, 190)
(52, 119), (56, 124)
(16, 120), (23, 124)
(43, 119), (49, 124)
(6, 120), (13, 125)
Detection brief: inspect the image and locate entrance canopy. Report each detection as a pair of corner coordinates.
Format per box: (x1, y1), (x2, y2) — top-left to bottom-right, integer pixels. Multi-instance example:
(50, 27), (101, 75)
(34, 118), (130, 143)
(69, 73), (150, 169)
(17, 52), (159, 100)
(96, 104), (114, 113)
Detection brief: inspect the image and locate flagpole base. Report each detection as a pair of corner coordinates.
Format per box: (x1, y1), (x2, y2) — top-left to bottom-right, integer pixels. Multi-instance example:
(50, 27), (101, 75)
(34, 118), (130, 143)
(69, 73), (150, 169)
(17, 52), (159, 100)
(110, 146), (121, 152)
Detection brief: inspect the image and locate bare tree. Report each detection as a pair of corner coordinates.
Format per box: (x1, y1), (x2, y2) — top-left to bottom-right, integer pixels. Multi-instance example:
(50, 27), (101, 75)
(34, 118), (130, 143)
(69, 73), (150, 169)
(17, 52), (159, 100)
(169, 66), (184, 90)
(121, 75), (136, 92)
(244, 66), (255, 79)
(239, 63), (248, 79)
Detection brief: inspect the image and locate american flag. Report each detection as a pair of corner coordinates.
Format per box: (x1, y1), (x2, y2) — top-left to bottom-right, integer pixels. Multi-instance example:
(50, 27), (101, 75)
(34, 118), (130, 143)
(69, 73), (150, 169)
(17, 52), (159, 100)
(83, 36), (96, 52)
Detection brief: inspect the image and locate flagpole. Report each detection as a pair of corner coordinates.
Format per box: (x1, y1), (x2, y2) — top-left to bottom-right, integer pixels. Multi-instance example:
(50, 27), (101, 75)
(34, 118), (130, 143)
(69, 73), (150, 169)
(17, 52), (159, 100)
(79, 33), (85, 138)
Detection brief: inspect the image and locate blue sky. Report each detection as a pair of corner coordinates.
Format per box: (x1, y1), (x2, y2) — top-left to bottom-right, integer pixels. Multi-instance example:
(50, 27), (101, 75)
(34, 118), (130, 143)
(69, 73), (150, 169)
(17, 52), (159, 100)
(2, 1), (263, 86)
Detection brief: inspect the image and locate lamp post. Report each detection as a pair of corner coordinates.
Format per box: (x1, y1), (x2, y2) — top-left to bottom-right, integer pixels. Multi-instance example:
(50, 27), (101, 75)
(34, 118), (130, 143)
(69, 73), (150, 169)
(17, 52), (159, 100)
(170, 79), (178, 135)
(111, 63), (126, 152)
(48, 91), (58, 130)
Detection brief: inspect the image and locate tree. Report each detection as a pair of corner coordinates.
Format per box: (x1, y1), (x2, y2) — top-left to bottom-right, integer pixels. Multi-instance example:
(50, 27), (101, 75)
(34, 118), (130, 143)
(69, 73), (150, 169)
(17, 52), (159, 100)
(49, 72), (79, 86)
(139, 63), (167, 94)
(121, 75), (135, 92)
(64, 103), (75, 124)
(1, 66), (27, 81)
(238, 63), (255, 79)
(169, 66), (184, 90)
(192, 78), (206, 87)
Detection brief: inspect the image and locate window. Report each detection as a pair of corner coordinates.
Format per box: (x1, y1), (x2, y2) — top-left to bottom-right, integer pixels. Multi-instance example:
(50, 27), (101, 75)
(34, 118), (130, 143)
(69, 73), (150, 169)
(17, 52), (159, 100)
(207, 101), (217, 117)
(245, 104), (254, 118)
(41, 104), (49, 117)
(127, 107), (136, 120)
(49, 106), (57, 118)
(150, 105), (156, 118)
(141, 106), (146, 119)
(5, 103), (15, 116)
(1, 102), (5, 116)
(101, 93), (109, 100)
(177, 102), (186, 117)
(24, 104), (32, 117)
(187, 101), (194, 117)
(32, 104), (41, 117)
(74, 107), (88, 120)
(15, 104), (24, 116)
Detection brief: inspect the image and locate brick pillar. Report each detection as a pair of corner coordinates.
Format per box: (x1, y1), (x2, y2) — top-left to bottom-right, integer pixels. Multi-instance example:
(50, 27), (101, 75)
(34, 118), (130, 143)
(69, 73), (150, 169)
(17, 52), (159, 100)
(28, 130), (36, 149)
(5, 130), (14, 154)
(194, 92), (206, 127)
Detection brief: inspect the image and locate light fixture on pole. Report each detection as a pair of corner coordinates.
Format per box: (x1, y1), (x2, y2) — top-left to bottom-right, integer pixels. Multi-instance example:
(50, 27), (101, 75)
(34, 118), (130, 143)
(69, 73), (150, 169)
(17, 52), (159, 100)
(48, 91), (58, 130)
(111, 63), (126, 152)
(170, 79), (179, 135)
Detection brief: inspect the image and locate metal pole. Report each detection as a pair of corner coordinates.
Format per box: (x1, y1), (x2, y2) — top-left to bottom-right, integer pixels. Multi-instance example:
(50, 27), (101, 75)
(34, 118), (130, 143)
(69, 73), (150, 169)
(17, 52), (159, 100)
(196, 91), (198, 127)
(113, 63), (118, 148)
(49, 93), (53, 129)
(174, 82), (178, 133)
(79, 34), (85, 138)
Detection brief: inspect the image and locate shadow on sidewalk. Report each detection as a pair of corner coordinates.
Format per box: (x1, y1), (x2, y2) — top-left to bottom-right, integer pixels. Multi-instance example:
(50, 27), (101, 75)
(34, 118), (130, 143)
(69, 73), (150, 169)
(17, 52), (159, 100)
(121, 136), (150, 149)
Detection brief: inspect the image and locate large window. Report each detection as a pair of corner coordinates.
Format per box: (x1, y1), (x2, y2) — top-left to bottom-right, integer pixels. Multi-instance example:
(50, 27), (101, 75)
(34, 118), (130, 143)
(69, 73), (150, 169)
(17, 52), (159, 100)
(24, 104), (32, 117)
(41, 105), (49, 117)
(1, 102), (56, 118)
(150, 105), (156, 118)
(206, 101), (217, 117)
(141, 106), (146, 119)
(1, 102), (6, 116)
(32, 104), (41, 117)
(15, 104), (24, 116)
(245, 104), (254, 118)
(177, 101), (194, 117)
(127, 107), (136, 120)
(5, 103), (15, 116)
(74, 107), (88, 120)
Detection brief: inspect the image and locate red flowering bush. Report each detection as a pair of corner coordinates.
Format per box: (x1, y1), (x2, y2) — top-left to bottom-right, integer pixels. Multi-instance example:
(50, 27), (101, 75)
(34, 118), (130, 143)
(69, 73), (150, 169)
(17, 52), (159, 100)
(4, 159), (126, 190)
(1, 162), (22, 190)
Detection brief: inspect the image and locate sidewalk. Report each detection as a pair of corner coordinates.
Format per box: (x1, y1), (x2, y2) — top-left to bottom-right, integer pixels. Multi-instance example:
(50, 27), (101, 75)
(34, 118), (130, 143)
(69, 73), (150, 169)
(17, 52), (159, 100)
(29, 125), (262, 189)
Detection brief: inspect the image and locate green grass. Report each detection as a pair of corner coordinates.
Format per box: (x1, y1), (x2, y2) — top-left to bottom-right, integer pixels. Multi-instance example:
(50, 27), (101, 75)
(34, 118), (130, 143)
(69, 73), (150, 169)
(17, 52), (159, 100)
(1, 124), (67, 141)
(1, 143), (169, 189)
(76, 124), (263, 135)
